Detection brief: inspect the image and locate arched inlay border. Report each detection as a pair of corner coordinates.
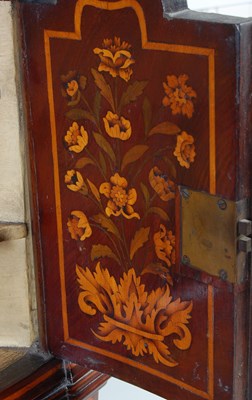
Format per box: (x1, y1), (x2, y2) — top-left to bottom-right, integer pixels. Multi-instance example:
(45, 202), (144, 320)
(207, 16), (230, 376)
(44, 2), (215, 399)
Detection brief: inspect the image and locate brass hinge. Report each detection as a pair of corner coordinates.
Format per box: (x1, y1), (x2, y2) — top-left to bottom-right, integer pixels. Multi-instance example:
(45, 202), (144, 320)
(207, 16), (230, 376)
(180, 187), (250, 283)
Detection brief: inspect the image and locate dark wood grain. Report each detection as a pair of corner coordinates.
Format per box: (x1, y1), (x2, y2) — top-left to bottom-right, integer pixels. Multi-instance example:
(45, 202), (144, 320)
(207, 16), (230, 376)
(18, 1), (252, 399)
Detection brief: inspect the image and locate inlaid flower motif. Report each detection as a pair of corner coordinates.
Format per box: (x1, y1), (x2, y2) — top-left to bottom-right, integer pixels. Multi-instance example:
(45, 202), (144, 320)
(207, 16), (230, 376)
(61, 71), (87, 104)
(93, 37), (135, 82)
(99, 173), (140, 219)
(174, 131), (196, 169)
(77, 263), (193, 367)
(149, 166), (176, 201)
(154, 224), (175, 268)
(162, 74), (196, 118)
(103, 111), (131, 140)
(67, 211), (92, 241)
(64, 122), (88, 153)
(64, 170), (87, 193)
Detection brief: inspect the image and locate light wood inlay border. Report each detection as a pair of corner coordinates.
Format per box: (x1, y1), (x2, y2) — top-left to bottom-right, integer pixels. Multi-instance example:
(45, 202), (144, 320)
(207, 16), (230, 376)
(44, 1), (216, 398)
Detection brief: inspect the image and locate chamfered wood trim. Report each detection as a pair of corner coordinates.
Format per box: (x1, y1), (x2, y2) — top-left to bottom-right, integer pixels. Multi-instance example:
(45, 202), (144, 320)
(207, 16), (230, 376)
(65, 363), (109, 399)
(0, 354), (63, 399)
(0, 353), (109, 400)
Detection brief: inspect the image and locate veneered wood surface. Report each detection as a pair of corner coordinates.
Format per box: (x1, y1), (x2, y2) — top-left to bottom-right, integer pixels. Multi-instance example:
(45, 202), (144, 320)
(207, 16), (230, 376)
(19, 1), (252, 399)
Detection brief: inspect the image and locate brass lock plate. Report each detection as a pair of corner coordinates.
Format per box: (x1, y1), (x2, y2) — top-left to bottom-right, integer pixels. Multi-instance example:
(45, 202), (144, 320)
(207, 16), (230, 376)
(180, 188), (248, 283)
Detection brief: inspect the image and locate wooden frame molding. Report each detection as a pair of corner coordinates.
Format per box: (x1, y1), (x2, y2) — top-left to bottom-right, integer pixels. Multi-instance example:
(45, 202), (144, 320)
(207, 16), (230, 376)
(0, 353), (109, 400)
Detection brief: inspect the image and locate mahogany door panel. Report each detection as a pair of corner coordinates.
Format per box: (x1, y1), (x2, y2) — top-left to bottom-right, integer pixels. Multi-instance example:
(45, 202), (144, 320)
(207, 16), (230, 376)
(19, 1), (252, 399)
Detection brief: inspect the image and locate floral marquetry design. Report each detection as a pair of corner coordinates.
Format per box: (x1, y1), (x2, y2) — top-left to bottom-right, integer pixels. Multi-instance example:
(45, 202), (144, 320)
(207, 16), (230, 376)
(61, 35), (197, 367)
(64, 122), (88, 153)
(149, 167), (176, 201)
(67, 211), (92, 241)
(77, 263), (193, 367)
(100, 173), (140, 220)
(103, 111), (132, 141)
(93, 37), (135, 82)
(65, 170), (87, 193)
(162, 74), (196, 118)
(174, 131), (196, 169)
(61, 70), (87, 105)
(154, 224), (176, 268)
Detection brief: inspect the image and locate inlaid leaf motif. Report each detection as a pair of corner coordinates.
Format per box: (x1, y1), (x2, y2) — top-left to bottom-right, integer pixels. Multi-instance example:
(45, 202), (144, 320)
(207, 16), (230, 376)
(142, 96), (152, 135)
(119, 80), (148, 111)
(76, 263), (116, 316)
(76, 265), (102, 316)
(91, 68), (115, 112)
(147, 207), (170, 221)
(158, 300), (193, 351)
(91, 244), (120, 265)
(79, 76), (87, 90)
(121, 145), (149, 171)
(140, 182), (150, 208)
(93, 132), (116, 164)
(67, 91), (81, 107)
(98, 151), (107, 176)
(87, 178), (101, 202)
(141, 263), (173, 285)
(130, 227), (150, 260)
(148, 121), (180, 137)
(93, 90), (101, 121)
(83, 111), (97, 125)
(77, 264), (193, 367)
(148, 341), (176, 366)
(141, 262), (169, 276)
(75, 157), (95, 169)
(93, 213), (121, 240)
(66, 108), (96, 124)
(163, 156), (177, 179)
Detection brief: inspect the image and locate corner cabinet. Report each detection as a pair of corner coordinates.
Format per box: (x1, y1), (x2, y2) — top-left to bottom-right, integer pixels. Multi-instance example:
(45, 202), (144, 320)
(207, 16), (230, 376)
(19, 1), (252, 399)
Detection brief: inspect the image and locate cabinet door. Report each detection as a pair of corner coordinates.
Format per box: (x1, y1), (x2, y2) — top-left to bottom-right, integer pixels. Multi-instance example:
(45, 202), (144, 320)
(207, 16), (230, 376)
(20, 1), (252, 399)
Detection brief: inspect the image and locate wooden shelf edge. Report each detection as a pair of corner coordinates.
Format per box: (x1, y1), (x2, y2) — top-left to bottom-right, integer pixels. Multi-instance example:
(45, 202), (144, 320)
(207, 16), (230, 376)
(0, 351), (109, 399)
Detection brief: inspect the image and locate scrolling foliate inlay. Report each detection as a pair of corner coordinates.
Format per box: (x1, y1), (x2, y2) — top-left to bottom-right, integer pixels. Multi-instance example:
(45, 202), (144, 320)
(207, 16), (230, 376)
(77, 263), (192, 367)
(61, 36), (195, 367)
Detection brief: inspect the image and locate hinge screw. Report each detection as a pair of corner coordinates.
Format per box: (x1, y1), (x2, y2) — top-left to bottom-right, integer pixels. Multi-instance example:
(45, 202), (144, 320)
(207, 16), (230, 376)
(182, 255), (190, 265)
(181, 188), (190, 200)
(219, 269), (228, 280)
(217, 199), (227, 210)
